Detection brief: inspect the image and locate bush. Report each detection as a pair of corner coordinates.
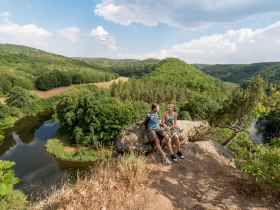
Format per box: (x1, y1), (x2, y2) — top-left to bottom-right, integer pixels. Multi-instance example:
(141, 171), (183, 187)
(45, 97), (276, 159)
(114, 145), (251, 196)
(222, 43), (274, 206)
(56, 91), (135, 146)
(0, 104), (10, 119)
(7, 86), (35, 108)
(0, 190), (27, 210)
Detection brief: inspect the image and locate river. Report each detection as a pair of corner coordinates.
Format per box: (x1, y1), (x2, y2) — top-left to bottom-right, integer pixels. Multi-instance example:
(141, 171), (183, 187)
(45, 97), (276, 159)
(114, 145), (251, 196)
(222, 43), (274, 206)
(0, 111), (94, 199)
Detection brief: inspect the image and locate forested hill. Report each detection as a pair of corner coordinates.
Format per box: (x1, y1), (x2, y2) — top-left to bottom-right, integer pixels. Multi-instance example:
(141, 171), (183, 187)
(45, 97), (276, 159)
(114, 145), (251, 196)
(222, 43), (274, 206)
(194, 62), (280, 87)
(0, 44), (117, 93)
(111, 58), (235, 105)
(74, 57), (160, 78)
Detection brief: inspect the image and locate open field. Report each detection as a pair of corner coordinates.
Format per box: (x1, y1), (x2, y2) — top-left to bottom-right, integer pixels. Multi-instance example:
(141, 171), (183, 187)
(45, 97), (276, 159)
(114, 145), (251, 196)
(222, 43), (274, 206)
(31, 77), (129, 98)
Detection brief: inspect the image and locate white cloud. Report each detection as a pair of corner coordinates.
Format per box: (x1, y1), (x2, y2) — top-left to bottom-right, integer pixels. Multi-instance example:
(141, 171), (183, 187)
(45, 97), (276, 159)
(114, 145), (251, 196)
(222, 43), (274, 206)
(0, 22), (52, 46)
(120, 21), (280, 64)
(57, 26), (81, 42)
(95, 0), (280, 28)
(90, 26), (116, 50)
(0, 11), (11, 17)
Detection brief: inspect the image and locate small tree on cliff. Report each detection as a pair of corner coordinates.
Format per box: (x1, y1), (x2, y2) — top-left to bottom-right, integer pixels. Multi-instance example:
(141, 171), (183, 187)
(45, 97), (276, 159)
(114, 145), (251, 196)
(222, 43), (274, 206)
(213, 76), (266, 146)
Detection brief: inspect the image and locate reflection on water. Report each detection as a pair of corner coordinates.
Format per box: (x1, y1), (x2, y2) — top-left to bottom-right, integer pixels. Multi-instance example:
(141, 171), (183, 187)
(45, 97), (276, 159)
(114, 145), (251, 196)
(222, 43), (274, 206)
(0, 112), (94, 199)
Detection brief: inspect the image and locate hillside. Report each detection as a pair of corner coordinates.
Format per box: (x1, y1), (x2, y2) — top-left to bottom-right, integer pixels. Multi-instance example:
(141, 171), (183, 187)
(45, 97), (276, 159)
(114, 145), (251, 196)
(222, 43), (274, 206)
(194, 62), (280, 87)
(110, 58), (235, 104)
(35, 141), (280, 209)
(74, 57), (160, 77)
(0, 44), (117, 93)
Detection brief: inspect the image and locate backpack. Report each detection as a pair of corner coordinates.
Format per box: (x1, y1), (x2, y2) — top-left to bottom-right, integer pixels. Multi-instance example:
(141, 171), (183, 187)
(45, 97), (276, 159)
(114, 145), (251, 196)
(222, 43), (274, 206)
(143, 112), (151, 129)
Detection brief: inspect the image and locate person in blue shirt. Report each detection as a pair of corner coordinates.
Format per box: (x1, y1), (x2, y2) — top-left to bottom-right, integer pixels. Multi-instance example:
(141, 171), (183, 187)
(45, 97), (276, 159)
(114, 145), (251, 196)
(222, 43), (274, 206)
(141, 103), (172, 164)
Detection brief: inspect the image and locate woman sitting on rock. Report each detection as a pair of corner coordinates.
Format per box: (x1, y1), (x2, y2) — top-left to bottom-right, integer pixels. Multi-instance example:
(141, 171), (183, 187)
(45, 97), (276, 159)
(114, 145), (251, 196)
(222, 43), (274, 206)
(161, 104), (184, 162)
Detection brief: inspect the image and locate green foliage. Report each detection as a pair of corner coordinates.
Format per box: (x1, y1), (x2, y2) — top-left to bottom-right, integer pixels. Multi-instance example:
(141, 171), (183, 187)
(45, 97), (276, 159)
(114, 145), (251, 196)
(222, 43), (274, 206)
(195, 62), (280, 87)
(75, 57), (160, 78)
(178, 111), (192, 120)
(179, 95), (219, 120)
(0, 160), (20, 196)
(7, 86), (37, 109)
(0, 43), (116, 94)
(110, 58), (233, 106)
(0, 104), (11, 119)
(239, 145), (280, 188)
(0, 189), (27, 210)
(46, 138), (111, 161)
(56, 89), (138, 146)
(271, 137), (280, 147)
(213, 76), (266, 127)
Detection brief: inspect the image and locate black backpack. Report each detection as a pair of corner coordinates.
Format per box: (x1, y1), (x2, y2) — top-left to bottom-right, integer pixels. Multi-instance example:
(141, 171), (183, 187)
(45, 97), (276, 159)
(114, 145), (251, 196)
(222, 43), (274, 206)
(143, 112), (151, 129)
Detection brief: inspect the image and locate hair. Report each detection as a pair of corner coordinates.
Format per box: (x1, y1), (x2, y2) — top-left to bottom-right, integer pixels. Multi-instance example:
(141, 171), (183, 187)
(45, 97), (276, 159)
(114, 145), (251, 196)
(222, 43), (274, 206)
(167, 104), (174, 108)
(151, 103), (159, 111)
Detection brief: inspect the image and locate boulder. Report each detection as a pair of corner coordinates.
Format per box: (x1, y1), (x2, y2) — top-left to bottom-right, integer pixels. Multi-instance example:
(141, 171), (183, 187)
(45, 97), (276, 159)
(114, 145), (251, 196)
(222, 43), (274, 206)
(116, 120), (210, 154)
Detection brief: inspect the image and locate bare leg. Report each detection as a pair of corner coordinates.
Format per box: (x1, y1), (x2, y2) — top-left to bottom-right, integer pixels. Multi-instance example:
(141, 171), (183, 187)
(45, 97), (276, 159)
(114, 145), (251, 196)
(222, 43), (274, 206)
(173, 135), (180, 152)
(155, 138), (166, 157)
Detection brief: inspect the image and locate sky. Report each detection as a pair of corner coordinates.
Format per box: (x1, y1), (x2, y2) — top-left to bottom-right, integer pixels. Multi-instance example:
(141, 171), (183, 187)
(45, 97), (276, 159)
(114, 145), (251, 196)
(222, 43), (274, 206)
(1, 0), (280, 64)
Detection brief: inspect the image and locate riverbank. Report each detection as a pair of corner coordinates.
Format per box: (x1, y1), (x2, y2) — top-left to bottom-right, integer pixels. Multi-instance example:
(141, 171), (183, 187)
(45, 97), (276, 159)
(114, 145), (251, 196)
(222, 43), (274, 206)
(46, 138), (112, 162)
(31, 76), (129, 98)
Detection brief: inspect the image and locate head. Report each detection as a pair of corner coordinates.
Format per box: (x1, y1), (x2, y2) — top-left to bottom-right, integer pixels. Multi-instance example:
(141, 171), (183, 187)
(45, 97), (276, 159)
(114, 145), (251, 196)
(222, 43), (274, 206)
(167, 104), (174, 111)
(151, 102), (160, 112)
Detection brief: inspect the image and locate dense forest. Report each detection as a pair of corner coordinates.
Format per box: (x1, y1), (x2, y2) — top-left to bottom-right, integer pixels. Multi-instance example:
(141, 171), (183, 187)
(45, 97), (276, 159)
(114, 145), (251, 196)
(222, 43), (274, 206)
(0, 44), (117, 93)
(194, 62), (280, 88)
(74, 57), (160, 78)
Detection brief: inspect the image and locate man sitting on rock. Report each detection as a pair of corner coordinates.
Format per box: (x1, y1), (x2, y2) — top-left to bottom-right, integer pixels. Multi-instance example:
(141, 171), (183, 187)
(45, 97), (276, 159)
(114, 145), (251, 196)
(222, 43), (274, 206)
(141, 103), (172, 164)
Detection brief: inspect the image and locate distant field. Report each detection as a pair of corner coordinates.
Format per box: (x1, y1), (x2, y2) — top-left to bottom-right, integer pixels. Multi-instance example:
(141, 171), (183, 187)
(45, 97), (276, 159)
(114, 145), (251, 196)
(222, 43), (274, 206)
(31, 77), (129, 98)
(0, 97), (6, 104)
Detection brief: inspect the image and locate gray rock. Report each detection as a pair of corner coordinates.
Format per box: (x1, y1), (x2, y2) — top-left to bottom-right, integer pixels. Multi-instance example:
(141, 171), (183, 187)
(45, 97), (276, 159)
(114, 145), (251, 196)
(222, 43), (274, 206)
(116, 120), (210, 154)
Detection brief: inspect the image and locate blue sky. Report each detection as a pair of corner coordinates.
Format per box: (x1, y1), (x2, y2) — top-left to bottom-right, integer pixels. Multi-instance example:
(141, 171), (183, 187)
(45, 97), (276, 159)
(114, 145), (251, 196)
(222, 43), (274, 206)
(1, 0), (280, 64)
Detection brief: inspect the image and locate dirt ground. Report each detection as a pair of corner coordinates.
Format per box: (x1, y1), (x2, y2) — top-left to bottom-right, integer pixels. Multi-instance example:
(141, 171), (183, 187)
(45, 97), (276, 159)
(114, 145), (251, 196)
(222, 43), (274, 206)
(0, 97), (6, 104)
(127, 144), (280, 210)
(31, 76), (129, 98)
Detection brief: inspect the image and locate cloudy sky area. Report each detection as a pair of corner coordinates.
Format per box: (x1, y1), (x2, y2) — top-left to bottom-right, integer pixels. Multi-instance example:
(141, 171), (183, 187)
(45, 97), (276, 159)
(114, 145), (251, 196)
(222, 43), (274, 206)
(1, 0), (280, 64)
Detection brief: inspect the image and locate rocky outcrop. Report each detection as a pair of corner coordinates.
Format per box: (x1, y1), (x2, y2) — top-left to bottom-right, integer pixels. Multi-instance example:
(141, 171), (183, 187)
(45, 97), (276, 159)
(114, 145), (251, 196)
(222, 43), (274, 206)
(187, 140), (236, 167)
(116, 120), (210, 154)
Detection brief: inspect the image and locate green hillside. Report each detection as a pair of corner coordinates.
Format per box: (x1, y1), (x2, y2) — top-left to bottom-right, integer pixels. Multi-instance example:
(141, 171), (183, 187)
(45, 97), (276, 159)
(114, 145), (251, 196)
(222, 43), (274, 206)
(0, 44), (117, 93)
(111, 58), (235, 105)
(194, 62), (280, 87)
(74, 57), (160, 77)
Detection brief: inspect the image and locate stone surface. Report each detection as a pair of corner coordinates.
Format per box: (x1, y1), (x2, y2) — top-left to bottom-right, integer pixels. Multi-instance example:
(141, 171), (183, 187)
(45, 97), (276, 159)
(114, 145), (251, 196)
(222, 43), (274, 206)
(116, 120), (210, 154)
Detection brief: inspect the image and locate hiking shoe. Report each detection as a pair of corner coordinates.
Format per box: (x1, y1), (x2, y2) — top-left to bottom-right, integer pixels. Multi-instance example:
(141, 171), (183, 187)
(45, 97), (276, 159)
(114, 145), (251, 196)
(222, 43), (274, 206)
(163, 156), (172, 165)
(177, 151), (184, 159)
(171, 154), (178, 162)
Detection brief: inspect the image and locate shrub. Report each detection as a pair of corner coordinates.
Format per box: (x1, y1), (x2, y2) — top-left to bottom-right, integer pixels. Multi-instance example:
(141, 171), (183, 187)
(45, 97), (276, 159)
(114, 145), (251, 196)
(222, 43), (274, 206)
(118, 152), (148, 189)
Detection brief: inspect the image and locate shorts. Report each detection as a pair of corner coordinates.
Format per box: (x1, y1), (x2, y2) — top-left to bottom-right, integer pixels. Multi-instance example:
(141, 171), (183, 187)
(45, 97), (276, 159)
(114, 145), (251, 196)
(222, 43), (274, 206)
(148, 129), (165, 141)
(162, 126), (178, 138)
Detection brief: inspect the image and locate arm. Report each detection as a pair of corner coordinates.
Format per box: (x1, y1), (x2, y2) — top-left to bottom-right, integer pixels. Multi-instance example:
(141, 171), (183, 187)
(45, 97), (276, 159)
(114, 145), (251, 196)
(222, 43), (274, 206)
(161, 112), (168, 129)
(170, 112), (177, 129)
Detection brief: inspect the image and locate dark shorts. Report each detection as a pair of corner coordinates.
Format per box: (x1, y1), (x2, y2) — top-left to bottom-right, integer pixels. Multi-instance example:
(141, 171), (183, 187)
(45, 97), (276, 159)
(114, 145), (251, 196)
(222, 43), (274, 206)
(148, 129), (165, 141)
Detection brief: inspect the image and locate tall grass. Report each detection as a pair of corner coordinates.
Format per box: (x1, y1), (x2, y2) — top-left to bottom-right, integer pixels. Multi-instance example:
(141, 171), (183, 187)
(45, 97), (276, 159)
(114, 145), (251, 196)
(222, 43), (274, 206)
(35, 153), (148, 209)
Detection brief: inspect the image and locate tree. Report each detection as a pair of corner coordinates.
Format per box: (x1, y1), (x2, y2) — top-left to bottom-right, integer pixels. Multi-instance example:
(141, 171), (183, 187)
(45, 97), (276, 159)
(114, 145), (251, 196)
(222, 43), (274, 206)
(7, 86), (35, 108)
(214, 76), (266, 146)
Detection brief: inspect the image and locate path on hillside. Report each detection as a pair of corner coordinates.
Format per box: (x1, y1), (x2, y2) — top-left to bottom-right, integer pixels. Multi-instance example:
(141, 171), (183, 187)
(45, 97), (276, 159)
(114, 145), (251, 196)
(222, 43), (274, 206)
(0, 97), (6, 104)
(31, 76), (129, 98)
(128, 141), (280, 210)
